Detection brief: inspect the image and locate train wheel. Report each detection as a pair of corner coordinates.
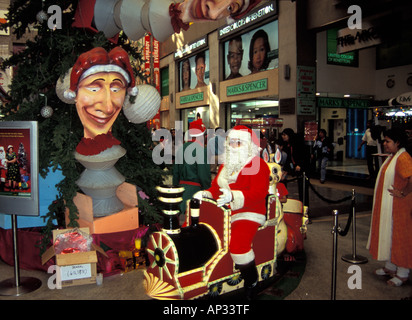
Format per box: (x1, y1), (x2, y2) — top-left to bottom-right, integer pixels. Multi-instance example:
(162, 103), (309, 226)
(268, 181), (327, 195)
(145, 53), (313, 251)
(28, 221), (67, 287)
(260, 264), (272, 280)
(208, 282), (223, 297)
(146, 232), (178, 282)
(227, 273), (242, 286)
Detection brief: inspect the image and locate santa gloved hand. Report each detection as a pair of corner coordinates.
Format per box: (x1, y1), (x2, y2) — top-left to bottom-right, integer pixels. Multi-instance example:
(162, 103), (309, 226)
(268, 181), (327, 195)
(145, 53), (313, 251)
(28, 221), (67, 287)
(217, 188), (232, 207)
(193, 191), (204, 200)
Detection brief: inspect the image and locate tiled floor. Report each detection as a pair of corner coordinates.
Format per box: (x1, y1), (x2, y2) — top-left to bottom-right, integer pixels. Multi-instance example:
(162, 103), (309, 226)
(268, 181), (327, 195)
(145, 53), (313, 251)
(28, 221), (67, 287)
(328, 159), (369, 175)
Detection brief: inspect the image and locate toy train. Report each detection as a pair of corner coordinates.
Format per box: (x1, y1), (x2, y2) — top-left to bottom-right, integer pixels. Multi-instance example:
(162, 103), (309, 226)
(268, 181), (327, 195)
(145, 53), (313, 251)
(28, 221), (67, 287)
(143, 173), (308, 300)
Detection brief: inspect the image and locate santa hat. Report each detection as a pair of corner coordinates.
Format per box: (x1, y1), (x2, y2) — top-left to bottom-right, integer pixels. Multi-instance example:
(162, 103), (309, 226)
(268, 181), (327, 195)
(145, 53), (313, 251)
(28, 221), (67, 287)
(189, 119), (206, 137)
(64, 47), (138, 101)
(228, 125), (259, 146)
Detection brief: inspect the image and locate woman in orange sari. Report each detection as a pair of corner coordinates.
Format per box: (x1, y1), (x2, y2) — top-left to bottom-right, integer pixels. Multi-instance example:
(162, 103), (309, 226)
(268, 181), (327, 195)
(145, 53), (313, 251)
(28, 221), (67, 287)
(367, 127), (412, 286)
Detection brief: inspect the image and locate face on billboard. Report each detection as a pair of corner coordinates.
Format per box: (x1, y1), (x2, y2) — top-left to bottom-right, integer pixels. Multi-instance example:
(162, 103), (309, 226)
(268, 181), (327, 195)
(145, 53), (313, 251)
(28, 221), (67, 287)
(227, 38), (243, 78)
(76, 72), (127, 139)
(180, 0), (247, 22)
(224, 20), (279, 79)
(179, 50), (209, 91)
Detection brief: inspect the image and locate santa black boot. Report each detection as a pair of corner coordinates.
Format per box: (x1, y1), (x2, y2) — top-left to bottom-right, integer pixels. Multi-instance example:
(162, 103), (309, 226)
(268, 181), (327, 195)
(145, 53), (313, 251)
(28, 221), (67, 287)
(238, 260), (259, 300)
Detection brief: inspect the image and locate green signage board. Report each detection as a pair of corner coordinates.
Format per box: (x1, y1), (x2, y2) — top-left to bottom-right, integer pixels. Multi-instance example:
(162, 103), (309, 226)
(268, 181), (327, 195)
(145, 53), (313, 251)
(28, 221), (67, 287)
(160, 67), (169, 97)
(317, 97), (370, 109)
(180, 92), (204, 104)
(227, 78), (268, 96)
(327, 28), (358, 67)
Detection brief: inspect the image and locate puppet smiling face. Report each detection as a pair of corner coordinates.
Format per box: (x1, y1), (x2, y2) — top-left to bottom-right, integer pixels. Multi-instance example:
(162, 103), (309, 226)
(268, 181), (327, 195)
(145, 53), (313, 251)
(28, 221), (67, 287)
(76, 72), (127, 139)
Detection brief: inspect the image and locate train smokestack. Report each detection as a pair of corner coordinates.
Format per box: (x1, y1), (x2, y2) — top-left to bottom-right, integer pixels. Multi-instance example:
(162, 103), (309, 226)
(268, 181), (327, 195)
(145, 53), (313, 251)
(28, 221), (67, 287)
(156, 185), (184, 234)
(189, 198), (200, 227)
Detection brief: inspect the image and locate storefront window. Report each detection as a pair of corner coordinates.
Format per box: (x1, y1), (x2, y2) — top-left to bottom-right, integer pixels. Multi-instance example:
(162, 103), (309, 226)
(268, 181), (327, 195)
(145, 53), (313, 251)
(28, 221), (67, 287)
(181, 106), (210, 131)
(226, 100), (279, 128)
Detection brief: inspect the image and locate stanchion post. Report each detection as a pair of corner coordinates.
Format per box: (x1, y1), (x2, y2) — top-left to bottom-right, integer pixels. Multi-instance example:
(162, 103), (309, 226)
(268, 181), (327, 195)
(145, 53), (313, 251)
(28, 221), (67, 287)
(303, 172), (308, 208)
(341, 189), (368, 264)
(302, 172), (306, 207)
(331, 209), (339, 300)
(0, 215), (42, 296)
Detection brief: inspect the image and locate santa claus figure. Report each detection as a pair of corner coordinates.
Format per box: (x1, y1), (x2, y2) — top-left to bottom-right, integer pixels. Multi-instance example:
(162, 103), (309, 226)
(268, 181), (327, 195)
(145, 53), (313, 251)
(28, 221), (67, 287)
(195, 125), (269, 299)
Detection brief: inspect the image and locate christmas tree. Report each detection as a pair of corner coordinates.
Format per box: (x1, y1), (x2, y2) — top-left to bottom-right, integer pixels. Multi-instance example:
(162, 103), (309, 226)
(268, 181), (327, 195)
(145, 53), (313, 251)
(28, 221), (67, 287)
(0, 1), (165, 250)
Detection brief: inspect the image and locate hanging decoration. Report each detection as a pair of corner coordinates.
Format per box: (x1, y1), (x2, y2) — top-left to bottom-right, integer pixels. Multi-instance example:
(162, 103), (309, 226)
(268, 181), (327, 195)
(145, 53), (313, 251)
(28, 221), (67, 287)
(40, 105), (53, 118)
(36, 10), (48, 23)
(36, 0), (48, 23)
(39, 93), (53, 118)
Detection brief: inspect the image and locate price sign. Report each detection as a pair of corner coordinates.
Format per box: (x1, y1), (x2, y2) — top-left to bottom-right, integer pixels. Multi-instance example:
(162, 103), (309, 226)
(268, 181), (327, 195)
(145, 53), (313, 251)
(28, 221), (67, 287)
(58, 264), (92, 281)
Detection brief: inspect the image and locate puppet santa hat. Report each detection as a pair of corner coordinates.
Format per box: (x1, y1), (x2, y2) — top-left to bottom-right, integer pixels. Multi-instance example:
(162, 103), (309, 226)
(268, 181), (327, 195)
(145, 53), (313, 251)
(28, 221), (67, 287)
(63, 47), (138, 101)
(189, 119), (206, 137)
(228, 125), (259, 146)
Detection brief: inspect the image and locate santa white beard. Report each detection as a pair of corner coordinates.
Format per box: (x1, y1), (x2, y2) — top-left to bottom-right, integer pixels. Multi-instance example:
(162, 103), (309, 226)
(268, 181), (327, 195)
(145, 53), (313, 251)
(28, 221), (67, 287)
(224, 142), (259, 175)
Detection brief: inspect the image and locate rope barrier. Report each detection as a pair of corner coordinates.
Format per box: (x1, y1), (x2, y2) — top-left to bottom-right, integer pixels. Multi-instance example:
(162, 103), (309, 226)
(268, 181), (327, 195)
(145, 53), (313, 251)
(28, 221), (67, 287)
(305, 176), (352, 204)
(283, 172), (369, 299)
(285, 172), (354, 237)
(337, 191), (355, 237)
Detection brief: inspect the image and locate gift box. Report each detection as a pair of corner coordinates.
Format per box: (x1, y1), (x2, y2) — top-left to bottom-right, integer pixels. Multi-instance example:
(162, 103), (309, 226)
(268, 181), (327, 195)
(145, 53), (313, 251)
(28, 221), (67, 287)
(118, 238), (146, 272)
(41, 227), (107, 288)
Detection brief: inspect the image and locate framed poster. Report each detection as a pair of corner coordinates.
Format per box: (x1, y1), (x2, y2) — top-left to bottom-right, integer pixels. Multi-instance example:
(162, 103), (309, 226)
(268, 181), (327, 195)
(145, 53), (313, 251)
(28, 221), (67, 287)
(178, 50), (210, 92)
(0, 121), (39, 216)
(223, 20), (279, 80)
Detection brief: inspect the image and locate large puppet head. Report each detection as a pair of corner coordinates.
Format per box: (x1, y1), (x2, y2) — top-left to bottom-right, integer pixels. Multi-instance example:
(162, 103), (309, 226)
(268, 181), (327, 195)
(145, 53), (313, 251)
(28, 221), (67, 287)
(56, 46), (160, 145)
(75, 0), (263, 43)
(63, 47), (138, 140)
(178, 0), (262, 24)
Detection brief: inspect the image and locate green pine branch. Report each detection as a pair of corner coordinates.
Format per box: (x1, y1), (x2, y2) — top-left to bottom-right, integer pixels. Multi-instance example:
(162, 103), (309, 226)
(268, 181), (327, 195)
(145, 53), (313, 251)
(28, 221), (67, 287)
(1, 1), (163, 252)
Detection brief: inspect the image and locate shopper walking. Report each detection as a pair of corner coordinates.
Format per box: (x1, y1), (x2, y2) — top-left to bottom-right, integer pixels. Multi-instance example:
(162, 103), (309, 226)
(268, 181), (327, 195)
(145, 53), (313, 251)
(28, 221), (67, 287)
(358, 120), (380, 179)
(367, 127), (412, 287)
(281, 128), (309, 206)
(311, 129), (333, 184)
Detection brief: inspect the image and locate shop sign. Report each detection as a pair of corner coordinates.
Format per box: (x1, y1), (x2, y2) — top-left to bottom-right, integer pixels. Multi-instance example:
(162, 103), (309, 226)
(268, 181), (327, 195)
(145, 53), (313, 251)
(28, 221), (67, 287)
(298, 99), (316, 116)
(297, 66), (316, 115)
(180, 92), (204, 104)
(317, 97), (370, 109)
(175, 37), (207, 59)
(297, 66), (315, 95)
(144, 34), (161, 130)
(226, 78), (268, 96)
(218, 2), (277, 39)
(58, 264), (92, 281)
(396, 92), (412, 105)
(336, 22), (381, 54)
(327, 28), (358, 67)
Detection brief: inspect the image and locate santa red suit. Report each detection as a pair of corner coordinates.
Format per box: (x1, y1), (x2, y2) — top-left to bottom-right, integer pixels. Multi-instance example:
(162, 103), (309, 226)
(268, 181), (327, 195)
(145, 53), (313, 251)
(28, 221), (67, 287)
(199, 125), (269, 298)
